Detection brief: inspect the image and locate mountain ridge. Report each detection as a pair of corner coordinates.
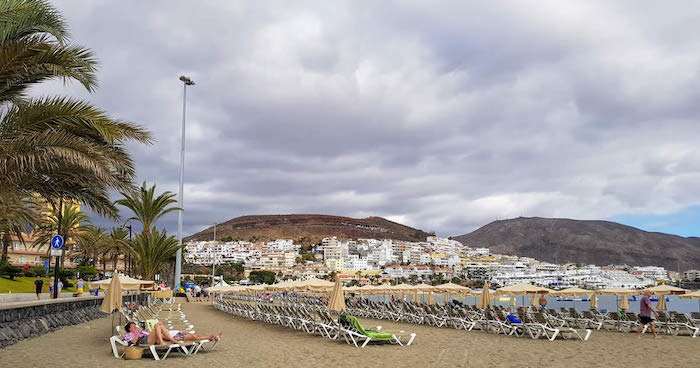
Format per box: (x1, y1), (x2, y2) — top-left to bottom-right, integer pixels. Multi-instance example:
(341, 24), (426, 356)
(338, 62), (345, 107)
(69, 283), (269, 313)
(452, 216), (699, 271)
(184, 214), (432, 245)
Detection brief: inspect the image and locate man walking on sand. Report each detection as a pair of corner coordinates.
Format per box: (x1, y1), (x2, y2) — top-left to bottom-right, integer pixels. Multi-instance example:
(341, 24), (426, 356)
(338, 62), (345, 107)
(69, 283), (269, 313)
(637, 289), (661, 339)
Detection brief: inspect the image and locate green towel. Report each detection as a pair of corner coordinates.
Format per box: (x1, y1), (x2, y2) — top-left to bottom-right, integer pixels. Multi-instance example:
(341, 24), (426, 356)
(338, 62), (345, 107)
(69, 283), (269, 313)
(345, 315), (394, 340)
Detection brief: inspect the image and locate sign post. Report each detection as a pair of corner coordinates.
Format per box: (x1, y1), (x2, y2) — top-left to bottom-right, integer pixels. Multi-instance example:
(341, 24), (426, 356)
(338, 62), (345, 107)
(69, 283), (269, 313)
(51, 235), (64, 299)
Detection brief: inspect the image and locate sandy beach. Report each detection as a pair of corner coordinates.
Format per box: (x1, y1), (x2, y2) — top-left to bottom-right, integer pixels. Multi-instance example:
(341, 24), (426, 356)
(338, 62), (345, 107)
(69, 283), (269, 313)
(1, 301), (698, 368)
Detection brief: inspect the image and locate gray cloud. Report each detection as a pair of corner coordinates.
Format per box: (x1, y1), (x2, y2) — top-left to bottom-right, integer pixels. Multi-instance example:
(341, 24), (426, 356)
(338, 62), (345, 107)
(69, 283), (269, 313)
(34, 0), (700, 237)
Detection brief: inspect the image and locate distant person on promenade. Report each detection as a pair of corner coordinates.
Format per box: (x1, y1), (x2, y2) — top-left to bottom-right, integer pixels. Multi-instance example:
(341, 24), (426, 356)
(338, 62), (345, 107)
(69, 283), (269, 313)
(34, 276), (44, 300)
(76, 279), (84, 297)
(49, 276), (54, 298)
(539, 295), (547, 308)
(57, 279), (63, 298)
(637, 289), (661, 339)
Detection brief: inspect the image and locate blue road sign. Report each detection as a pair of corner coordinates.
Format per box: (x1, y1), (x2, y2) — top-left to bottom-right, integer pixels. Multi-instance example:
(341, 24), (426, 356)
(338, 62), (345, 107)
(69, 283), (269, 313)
(51, 235), (64, 249)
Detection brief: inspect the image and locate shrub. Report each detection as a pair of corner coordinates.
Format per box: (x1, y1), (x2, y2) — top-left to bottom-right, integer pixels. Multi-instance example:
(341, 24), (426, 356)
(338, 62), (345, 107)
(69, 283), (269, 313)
(76, 266), (98, 279)
(0, 260), (22, 280)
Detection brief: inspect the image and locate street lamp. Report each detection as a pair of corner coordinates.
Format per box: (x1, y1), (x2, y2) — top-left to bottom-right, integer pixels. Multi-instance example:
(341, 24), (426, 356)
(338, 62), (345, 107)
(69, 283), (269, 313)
(174, 75), (195, 292)
(125, 222), (132, 276)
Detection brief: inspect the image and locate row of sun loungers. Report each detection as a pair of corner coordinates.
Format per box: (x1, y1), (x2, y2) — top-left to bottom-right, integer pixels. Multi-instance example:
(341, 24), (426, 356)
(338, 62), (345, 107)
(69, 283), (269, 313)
(213, 299), (416, 347)
(341, 298), (592, 341)
(111, 299), (219, 360)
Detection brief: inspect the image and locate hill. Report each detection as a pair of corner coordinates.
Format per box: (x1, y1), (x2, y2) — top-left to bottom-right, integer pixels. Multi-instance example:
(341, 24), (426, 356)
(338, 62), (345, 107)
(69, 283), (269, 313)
(452, 217), (700, 271)
(184, 214), (432, 245)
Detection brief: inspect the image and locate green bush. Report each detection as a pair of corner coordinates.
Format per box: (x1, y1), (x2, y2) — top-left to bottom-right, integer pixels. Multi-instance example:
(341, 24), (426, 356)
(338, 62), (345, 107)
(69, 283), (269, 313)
(76, 266), (98, 279)
(31, 266), (47, 277)
(22, 268), (37, 277)
(0, 260), (22, 280)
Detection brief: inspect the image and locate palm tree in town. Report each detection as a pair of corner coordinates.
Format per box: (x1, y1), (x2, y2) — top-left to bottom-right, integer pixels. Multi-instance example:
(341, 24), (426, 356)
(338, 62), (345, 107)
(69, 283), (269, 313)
(73, 225), (109, 267)
(0, 0), (152, 218)
(104, 227), (132, 275)
(115, 182), (181, 235)
(130, 228), (181, 280)
(0, 192), (36, 262)
(33, 203), (90, 266)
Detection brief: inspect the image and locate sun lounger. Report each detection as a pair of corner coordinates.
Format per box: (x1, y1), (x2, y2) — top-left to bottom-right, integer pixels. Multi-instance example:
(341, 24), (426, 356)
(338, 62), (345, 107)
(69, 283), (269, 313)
(111, 326), (193, 361)
(338, 314), (415, 347)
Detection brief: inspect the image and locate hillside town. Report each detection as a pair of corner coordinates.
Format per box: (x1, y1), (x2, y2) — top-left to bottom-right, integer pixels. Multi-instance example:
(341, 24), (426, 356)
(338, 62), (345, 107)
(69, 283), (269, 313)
(184, 236), (694, 289)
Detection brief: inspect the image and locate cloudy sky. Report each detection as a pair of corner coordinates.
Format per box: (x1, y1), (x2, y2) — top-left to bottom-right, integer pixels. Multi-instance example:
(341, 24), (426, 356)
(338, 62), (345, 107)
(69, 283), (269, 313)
(36, 1), (700, 238)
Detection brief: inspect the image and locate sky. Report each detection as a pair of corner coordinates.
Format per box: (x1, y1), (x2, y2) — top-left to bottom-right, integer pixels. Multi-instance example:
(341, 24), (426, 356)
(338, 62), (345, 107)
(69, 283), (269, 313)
(33, 1), (700, 238)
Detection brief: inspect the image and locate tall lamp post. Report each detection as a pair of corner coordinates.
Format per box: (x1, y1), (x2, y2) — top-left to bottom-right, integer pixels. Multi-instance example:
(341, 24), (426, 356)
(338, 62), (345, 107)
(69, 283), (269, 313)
(125, 222), (132, 276)
(174, 75), (195, 292)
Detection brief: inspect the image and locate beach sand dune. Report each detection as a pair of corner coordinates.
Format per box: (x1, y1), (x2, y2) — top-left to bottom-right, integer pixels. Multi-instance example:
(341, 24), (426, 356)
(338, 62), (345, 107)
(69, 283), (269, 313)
(1, 302), (698, 368)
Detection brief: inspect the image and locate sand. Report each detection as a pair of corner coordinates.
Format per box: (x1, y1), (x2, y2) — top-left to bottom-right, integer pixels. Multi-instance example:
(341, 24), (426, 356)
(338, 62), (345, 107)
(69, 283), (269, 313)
(1, 301), (698, 368)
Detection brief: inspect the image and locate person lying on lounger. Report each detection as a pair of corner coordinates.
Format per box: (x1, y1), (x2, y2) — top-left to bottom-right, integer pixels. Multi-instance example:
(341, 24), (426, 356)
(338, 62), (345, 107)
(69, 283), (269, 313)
(124, 322), (222, 346)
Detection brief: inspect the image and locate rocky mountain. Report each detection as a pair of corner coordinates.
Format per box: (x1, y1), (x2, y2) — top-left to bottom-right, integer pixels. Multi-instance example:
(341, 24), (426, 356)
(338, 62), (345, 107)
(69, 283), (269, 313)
(452, 217), (700, 271)
(185, 214), (432, 245)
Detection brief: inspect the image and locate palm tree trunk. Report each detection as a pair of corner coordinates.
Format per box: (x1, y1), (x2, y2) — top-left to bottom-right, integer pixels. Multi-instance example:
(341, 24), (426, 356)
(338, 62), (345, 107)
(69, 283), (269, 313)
(1, 232), (10, 262)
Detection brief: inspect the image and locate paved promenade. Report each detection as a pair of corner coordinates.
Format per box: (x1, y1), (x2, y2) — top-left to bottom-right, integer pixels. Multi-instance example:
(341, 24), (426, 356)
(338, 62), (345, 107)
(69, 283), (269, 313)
(1, 301), (699, 367)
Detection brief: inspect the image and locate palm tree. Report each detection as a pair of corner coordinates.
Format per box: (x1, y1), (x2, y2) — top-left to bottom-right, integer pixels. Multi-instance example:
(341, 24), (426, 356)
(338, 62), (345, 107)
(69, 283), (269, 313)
(33, 203), (90, 266)
(73, 225), (108, 267)
(130, 228), (181, 280)
(104, 227), (132, 274)
(115, 182), (181, 235)
(0, 192), (36, 261)
(0, 0), (152, 218)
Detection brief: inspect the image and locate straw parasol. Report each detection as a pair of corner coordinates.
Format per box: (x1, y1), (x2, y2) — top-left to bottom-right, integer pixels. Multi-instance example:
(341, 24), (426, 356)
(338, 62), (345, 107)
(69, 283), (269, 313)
(550, 287), (591, 297)
(679, 290), (700, 299)
(100, 274), (123, 313)
(327, 277), (345, 311)
(477, 282), (492, 309)
(589, 294), (598, 309)
(100, 274), (123, 336)
(295, 278), (335, 292)
(90, 275), (155, 291)
(596, 287), (637, 296)
(435, 282), (472, 303)
(680, 291), (700, 311)
(496, 283), (552, 296)
(647, 285), (688, 295)
(619, 294), (630, 310)
(530, 294), (539, 307)
(427, 291), (436, 305)
(647, 285), (687, 310)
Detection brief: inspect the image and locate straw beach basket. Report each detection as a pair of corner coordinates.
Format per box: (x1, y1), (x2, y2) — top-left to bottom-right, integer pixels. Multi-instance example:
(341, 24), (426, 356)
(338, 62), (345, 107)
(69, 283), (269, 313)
(124, 346), (143, 360)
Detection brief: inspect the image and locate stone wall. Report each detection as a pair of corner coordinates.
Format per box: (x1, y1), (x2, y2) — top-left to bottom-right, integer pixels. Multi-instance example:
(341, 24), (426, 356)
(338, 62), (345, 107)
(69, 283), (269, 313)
(0, 297), (106, 349)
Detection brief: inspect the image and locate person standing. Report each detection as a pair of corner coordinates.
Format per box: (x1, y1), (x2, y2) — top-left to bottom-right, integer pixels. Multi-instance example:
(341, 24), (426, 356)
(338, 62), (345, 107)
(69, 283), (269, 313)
(76, 279), (85, 297)
(637, 289), (661, 339)
(34, 276), (44, 300)
(538, 294), (548, 308)
(49, 276), (55, 298)
(57, 279), (63, 298)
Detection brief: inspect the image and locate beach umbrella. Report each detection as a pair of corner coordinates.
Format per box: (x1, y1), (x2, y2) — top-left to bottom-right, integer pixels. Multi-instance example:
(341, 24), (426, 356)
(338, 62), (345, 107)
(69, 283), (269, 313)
(328, 277), (346, 312)
(648, 285), (687, 311)
(619, 294), (630, 311)
(657, 295), (667, 310)
(589, 294), (598, 309)
(531, 294), (539, 307)
(100, 274), (123, 336)
(647, 285), (688, 295)
(496, 283), (553, 296)
(477, 282), (492, 309)
(679, 291), (700, 311)
(90, 275), (155, 291)
(427, 291), (436, 305)
(550, 287), (591, 297)
(435, 282), (472, 303)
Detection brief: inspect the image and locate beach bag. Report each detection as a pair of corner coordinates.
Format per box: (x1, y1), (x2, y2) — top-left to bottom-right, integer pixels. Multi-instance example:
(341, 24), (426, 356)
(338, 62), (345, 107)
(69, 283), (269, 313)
(124, 346), (143, 360)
